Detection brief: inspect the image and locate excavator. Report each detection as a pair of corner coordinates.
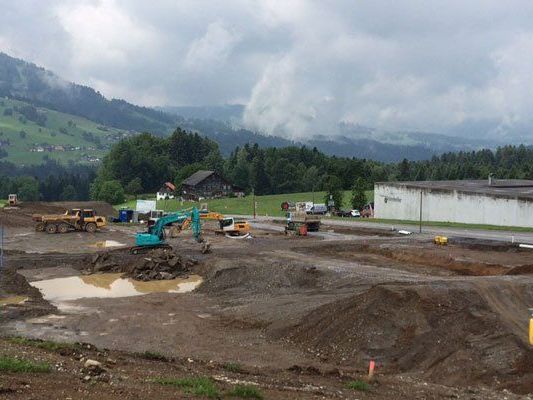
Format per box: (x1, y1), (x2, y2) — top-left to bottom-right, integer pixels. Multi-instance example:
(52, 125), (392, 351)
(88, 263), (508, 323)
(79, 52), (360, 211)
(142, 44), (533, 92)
(131, 207), (206, 254)
(178, 211), (250, 237)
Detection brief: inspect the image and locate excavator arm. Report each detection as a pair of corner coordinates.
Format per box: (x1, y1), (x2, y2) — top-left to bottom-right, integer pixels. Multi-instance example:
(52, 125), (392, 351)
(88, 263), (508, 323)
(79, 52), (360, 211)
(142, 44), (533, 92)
(132, 207), (202, 253)
(177, 211), (224, 232)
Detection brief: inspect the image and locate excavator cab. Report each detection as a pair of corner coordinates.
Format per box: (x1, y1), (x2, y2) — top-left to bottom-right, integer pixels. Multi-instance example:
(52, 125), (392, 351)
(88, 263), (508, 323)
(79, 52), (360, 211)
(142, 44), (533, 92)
(219, 217), (250, 236)
(8, 194), (17, 207)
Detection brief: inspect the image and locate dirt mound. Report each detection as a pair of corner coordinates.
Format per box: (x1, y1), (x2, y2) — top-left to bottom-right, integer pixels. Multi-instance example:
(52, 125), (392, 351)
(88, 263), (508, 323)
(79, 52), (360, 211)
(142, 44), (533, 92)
(303, 242), (524, 276)
(281, 282), (533, 390)
(449, 237), (519, 252)
(47, 201), (116, 217)
(0, 201), (115, 228)
(0, 267), (56, 320)
(0, 202), (65, 227)
(88, 248), (198, 281)
(198, 262), (322, 296)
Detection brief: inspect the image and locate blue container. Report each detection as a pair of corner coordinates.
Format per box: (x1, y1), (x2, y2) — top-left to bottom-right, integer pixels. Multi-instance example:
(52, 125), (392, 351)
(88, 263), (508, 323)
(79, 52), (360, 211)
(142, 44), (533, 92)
(119, 209), (133, 223)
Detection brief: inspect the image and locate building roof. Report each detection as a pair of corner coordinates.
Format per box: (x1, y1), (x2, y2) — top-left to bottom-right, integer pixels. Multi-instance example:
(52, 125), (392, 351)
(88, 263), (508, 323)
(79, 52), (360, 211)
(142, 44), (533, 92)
(164, 182), (176, 191)
(182, 170), (216, 186)
(376, 179), (533, 201)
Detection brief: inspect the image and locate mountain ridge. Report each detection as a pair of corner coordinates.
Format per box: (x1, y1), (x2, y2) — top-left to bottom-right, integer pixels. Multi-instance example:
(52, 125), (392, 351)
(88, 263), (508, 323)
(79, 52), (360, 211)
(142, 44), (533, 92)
(0, 52), (502, 164)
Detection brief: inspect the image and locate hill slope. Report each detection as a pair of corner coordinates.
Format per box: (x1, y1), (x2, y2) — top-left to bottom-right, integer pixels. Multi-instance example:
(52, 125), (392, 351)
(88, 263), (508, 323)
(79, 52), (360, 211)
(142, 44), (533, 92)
(0, 98), (132, 164)
(0, 52), (483, 164)
(0, 52), (176, 135)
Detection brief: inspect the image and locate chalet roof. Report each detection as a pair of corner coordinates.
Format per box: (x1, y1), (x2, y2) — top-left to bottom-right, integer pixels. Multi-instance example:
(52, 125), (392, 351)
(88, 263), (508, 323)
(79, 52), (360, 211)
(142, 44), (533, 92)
(182, 170), (215, 186)
(164, 182), (176, 191)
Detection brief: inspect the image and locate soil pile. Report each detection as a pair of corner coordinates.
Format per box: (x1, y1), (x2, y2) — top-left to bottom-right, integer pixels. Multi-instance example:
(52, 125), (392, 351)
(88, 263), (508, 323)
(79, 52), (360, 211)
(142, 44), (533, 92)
(0, 202), (65, 227)
(0, 201), (115, 227)
(90, 248), (198, 281)
(302, 242), (525, 276)
(0, 267), (56, 320)
(198, 261), (323, 296)
(47, 201), (116, 217)
(281, 282), (533, 391)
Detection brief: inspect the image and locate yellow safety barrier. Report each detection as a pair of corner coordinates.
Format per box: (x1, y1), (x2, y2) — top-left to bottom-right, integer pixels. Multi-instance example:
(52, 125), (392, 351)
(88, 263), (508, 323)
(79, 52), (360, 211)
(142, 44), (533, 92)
(434, 236), (448, 245)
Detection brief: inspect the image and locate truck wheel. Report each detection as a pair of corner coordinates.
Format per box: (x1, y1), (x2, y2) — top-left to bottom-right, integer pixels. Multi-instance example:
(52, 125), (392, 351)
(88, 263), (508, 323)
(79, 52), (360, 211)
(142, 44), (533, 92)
(85, 222), (97, 233)
(58, 223), (69, 234)
(35, 222), (45, 232)
(46, 224), (57, 234)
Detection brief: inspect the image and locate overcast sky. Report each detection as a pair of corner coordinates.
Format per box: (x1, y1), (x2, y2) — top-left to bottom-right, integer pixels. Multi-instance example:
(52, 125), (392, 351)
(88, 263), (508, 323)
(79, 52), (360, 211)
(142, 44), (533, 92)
(2, 0), (533, 138)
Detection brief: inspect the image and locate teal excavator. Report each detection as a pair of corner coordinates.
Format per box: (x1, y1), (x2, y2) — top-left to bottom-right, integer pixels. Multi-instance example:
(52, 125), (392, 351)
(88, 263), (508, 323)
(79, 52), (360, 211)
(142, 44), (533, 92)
(130, 207), (204, 254)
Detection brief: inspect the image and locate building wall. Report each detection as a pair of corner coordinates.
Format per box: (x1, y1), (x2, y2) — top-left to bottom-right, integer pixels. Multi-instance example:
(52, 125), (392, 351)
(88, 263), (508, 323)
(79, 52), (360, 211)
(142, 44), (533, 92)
(374, 183), (533, 227)
(182, 174), (233, 199)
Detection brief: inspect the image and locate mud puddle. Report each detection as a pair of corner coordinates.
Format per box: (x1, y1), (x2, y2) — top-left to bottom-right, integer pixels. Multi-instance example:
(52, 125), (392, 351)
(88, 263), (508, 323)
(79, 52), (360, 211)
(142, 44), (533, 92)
(30, 273), (203, 303)
(91, 240), (126, 248)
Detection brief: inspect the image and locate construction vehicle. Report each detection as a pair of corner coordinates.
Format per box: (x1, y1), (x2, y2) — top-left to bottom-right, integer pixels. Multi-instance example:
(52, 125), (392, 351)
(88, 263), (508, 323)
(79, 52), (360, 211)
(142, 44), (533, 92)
(217, 216), (250, 236)
(285, 202), (321, 233)
(131, 207), (204, 254)
(361, 202), (374, 218)
(179, 211), (250, 237)
(8, 194), (17, 207)
(33, 209), (107, 234)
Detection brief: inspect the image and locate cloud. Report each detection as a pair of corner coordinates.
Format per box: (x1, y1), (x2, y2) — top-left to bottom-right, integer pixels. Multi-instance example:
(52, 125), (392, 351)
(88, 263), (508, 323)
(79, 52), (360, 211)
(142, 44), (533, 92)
(184, 21), (240, 71)
(2, 1), (533, 139)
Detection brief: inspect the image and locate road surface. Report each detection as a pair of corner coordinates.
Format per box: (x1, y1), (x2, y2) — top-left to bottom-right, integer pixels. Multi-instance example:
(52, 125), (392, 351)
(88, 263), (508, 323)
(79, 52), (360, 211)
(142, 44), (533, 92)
(246, 215), (533, 244)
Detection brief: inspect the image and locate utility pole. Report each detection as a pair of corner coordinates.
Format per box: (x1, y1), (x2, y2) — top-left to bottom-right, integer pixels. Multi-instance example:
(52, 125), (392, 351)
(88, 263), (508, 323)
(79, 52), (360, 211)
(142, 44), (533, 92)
(312, 183), (315, 205)
(419, 190), (423, 233)
(252, 188), (256, 219)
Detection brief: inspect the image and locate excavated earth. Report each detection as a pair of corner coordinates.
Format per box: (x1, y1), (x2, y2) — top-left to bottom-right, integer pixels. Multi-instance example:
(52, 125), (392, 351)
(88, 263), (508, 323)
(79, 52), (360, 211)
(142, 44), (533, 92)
(1, 202), (533, 399)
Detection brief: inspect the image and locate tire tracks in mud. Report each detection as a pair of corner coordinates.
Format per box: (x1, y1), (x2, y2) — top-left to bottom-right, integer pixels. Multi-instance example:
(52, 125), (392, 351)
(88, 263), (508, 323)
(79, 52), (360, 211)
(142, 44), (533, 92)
(472, 279), (531, 345)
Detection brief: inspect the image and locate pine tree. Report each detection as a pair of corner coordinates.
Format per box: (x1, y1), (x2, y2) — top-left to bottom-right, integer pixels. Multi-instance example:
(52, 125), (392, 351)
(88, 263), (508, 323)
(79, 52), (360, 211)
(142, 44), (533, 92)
(351, 178), (367, 210)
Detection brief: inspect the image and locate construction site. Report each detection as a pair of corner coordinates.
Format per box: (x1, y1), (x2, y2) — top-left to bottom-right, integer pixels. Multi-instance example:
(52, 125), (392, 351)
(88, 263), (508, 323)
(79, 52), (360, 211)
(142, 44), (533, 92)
(1, 201), (533, 399)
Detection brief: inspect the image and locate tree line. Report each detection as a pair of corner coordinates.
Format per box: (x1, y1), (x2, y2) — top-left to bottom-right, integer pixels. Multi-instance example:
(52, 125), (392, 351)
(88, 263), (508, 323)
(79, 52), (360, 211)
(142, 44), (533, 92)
(0, 159), (95, 202)
(2, 126), (533, 206)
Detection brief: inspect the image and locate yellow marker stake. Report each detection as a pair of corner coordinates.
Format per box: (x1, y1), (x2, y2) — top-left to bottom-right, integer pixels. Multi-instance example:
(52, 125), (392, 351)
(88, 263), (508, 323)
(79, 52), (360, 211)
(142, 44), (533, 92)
(530, 309), (533, 346)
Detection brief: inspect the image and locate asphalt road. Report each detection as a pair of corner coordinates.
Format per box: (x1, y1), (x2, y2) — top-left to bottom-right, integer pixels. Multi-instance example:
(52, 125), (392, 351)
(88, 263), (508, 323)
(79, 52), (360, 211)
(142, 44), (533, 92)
(247, 215), (533, 244)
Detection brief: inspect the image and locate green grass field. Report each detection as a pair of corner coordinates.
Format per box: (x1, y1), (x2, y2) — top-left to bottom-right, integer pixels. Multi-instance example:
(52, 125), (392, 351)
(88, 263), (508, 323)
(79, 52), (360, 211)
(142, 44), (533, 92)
(117, 189), (533, 232)
(119, 190), (374, 217)
(0, 98), (132, 164)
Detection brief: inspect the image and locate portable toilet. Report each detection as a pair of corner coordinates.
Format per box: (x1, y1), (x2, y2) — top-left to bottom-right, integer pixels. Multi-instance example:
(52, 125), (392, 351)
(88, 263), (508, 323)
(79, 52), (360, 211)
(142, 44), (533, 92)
(119, 209), (133, 223)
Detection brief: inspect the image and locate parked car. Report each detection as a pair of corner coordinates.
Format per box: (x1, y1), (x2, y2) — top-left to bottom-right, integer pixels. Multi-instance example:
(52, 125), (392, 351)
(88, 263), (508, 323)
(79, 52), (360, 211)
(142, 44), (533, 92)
(350, 209), (361, 217)
(335, 209), (352, 217)
(335, 209), (361, 217)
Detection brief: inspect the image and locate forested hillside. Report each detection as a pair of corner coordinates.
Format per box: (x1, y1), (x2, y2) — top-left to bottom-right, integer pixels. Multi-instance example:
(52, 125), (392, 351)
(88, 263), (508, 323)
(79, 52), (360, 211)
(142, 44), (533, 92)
(3, 125), (533, 204)
(91, 129), (533, 202)
(0, 159), (95, 202)
(0, 52), (176, 134)
(0, 98), (133, 164)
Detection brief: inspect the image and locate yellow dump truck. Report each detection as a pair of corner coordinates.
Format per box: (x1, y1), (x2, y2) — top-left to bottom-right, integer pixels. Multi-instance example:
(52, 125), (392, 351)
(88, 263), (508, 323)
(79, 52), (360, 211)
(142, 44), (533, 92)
(33, 209), (107, 234)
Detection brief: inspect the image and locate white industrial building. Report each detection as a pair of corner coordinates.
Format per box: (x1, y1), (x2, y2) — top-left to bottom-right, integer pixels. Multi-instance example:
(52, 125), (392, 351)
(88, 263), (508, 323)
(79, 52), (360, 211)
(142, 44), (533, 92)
(374, 179), (533, 228)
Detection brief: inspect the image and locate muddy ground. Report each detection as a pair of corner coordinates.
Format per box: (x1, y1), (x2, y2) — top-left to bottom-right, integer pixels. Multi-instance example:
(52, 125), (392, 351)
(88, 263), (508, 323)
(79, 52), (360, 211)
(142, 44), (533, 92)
(1, 203), (533, 399)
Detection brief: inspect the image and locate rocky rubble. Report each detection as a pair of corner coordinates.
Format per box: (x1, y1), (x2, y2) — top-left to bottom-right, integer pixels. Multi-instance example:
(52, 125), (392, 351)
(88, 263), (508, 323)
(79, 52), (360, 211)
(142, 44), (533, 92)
(89, 249), (198, 281)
